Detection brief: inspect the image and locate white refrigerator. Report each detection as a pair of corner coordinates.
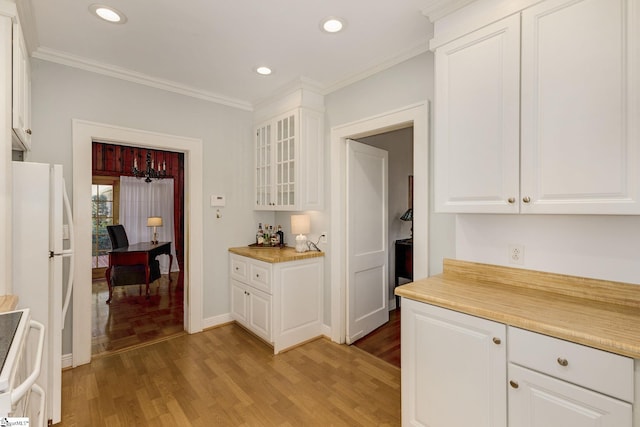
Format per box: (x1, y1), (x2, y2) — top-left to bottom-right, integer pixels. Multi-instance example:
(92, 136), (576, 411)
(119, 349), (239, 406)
(12, 161), (75, 426)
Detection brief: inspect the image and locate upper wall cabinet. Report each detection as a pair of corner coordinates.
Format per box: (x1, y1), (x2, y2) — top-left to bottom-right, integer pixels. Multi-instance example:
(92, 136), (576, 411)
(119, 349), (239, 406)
(434, 0), (639, 214)
(254, 89), (324, 211)
(11, 17), (30, 151)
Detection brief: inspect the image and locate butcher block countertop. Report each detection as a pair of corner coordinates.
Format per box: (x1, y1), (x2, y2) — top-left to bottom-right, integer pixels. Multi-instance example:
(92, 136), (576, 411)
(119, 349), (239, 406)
(0, 295), (18, 313)
(395, 259), (640, 359)
(229, 246), (324, 263)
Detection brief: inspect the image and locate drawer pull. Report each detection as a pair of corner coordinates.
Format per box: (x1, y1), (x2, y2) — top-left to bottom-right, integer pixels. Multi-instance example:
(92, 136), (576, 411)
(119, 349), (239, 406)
(557, 357), (569, 367)
(492, 337), (501, 345)
(509, 380), (519, 389)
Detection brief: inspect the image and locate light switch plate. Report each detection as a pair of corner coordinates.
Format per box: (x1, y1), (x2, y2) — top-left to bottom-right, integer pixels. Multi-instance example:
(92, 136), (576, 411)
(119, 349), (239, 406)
(210, 194), (226, 207)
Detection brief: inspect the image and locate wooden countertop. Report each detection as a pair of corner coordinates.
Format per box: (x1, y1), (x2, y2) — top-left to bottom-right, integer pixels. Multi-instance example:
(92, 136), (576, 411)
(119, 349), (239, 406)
(229, 246), (325, 263)
(395, 259), (640, 359)
(0, 295), (18, 313)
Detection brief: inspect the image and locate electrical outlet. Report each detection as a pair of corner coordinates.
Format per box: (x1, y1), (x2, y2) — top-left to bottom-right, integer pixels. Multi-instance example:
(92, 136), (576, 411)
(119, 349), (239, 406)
(320, 232), (327, 244)
(508, 244), (524, 265)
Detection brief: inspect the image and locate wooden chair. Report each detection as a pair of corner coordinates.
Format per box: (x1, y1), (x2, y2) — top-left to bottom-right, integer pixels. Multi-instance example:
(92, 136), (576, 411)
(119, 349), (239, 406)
(105, 225), (161, 303)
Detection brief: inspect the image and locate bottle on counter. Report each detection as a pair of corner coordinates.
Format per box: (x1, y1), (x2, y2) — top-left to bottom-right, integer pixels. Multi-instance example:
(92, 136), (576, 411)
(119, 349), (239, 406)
(263, 224), (270, 244)
(277, 225), (284, 247)
(256, 223), (264, 245)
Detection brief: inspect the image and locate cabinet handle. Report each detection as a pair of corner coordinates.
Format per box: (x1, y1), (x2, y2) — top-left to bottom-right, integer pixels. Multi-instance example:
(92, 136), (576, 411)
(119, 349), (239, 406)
(25, 129), (32, 135)
(557, 357), (568, 367)
(492, 337), (501, 345)
(255, 274), (260, 278)
(522, 196), (531, 203)
(235, 267), (239, 271)
(507, 197), (515, 204)
(509, 380), (519, 389)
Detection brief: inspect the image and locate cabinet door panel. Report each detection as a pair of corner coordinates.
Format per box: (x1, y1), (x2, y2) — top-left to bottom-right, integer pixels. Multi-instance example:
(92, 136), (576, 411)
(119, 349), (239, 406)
(434, 14), (520, 213)
(521, 0), (640, 213)
(508, 364), (632, 427)
(248, 288), (271, 341)
(401, 298), (507, 427)
(230, 280), (248, 324)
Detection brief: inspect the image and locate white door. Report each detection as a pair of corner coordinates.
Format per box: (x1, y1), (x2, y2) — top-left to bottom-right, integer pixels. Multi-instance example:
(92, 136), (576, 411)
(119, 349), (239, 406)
(346, 139), (388, 344)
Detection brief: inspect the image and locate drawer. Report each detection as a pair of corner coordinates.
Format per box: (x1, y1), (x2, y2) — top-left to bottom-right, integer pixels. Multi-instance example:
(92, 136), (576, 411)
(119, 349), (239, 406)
(508, 327), (633, 402)
(230, 255), (247, 281)
(249, 261), (271, 294)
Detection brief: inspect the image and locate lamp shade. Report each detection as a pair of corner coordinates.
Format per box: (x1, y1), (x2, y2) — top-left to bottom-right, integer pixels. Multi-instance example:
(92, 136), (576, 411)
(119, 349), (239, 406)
(291, 214), (310, 235)
(147, 216), (163, 227)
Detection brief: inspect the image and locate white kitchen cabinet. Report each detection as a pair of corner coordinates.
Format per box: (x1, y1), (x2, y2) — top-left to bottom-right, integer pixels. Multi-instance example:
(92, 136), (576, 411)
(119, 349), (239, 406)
(230, 279), (271, 342)
(229, 252), (324, 354)
(434, 0), (640, 214)
(254, 106), (323, 211)
(434, 14), (521, 213)
(401, 296), (637, 427)
(401, 298), (507, 427)
(11, 17), (30, 151)
(508, 327), (633, 427)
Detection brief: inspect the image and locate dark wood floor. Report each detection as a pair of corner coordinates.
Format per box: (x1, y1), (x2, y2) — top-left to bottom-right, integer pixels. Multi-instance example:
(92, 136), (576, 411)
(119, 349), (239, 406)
(62, 324), (400, 426)
(353, 308), (401, 368)
(92, 271), (184, 356)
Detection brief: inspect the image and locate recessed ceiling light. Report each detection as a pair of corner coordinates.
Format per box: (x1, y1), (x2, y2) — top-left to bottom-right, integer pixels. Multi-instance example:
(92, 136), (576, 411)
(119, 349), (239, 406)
(256, 66), (272, 76)
(89, 4), (127, 24)
(321, 17), (345, 33)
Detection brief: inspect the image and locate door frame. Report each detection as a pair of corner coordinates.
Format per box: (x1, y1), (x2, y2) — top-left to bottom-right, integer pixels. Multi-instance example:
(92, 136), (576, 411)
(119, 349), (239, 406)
(72, 119), (204, 366)
(329, 102), (429, 344)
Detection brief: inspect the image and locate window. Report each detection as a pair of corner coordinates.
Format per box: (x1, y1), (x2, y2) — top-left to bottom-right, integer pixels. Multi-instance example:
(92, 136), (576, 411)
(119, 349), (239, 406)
(92, 177), (119, 275)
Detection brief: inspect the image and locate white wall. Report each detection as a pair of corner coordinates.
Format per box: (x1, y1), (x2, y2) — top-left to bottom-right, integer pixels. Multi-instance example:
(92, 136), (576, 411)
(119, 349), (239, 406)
(456, 214), (640, 285)
(325, 51), (456, 277)
(29, 59), (264, 352)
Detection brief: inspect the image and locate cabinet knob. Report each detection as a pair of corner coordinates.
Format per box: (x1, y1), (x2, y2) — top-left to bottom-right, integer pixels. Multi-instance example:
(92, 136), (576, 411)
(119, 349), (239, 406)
(255, 274), (260, 278)
(557, 357), (569, 367)
(492, 337), (501, 345)
(507, 197), (515, 204)
(25, 129), (32, 135)
(509, 380), (519, 389)
(522, 196), (531, 203)
(235, 267), (239, 271)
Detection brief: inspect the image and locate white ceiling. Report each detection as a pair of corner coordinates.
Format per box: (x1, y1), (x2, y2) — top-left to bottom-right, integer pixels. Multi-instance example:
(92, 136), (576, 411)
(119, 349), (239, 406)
(18, 0), (453, 110)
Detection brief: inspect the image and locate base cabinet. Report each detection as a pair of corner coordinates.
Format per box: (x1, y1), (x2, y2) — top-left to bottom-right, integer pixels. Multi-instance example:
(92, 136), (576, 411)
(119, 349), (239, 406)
(229, 253), (323, 354)
(508, 364), (631, 427)
(401, 297), (636, 427)
(402, 298), (507, 427)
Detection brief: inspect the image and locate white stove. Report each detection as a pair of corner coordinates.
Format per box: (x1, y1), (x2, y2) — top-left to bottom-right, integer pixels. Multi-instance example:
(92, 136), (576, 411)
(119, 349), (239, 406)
(0, 309), (46, 426)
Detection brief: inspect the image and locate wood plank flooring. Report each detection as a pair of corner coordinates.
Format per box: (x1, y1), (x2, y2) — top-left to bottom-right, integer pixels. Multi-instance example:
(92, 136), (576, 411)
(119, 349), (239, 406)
(61, 323), (401, 426)
(92, 272), (184, 356)
(353, 309), (400, 368)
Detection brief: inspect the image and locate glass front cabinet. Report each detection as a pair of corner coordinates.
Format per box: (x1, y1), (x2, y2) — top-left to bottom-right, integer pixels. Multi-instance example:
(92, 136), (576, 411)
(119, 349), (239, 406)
(254, 106), (323, 211)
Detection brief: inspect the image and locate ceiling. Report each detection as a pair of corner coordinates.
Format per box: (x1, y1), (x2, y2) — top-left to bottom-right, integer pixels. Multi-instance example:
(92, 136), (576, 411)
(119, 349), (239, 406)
(17, 0), (462, 110)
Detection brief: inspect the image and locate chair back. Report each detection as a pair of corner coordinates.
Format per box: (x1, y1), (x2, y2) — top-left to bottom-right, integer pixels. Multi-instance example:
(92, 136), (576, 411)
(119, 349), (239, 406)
(107, 224), (130, 249)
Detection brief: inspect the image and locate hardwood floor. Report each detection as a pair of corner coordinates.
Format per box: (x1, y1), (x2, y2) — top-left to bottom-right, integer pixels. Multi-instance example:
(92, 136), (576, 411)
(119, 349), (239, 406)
(61, 323), (401, 426)
(353, 309), (401, 368)
(92, 271), (184, 356)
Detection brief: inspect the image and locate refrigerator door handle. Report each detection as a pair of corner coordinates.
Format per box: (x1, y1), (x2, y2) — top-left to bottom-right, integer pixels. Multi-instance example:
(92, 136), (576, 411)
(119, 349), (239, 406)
(61, 180), (75, 328)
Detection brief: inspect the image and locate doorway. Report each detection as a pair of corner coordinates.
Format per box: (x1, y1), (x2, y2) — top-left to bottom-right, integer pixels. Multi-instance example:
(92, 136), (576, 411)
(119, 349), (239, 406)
(72, 120), (204, 367)
(90, 143), (185, 356)
(329, 102), (429, 345)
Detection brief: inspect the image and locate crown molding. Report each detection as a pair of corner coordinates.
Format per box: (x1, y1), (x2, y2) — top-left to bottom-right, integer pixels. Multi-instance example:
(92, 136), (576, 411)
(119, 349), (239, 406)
(421, 0), (477, 22)
(322, 40), (431, 96)
(32, 47), (254, 111)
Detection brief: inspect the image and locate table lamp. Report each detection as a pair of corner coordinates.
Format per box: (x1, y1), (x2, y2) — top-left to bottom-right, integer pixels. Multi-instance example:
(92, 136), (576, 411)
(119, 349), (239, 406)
(147, 216), (163, 244)
(291, 214), (310, 253)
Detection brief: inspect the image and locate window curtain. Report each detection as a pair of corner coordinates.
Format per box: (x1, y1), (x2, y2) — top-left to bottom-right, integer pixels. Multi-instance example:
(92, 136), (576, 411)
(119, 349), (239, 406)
(119, 176), (179, 274)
